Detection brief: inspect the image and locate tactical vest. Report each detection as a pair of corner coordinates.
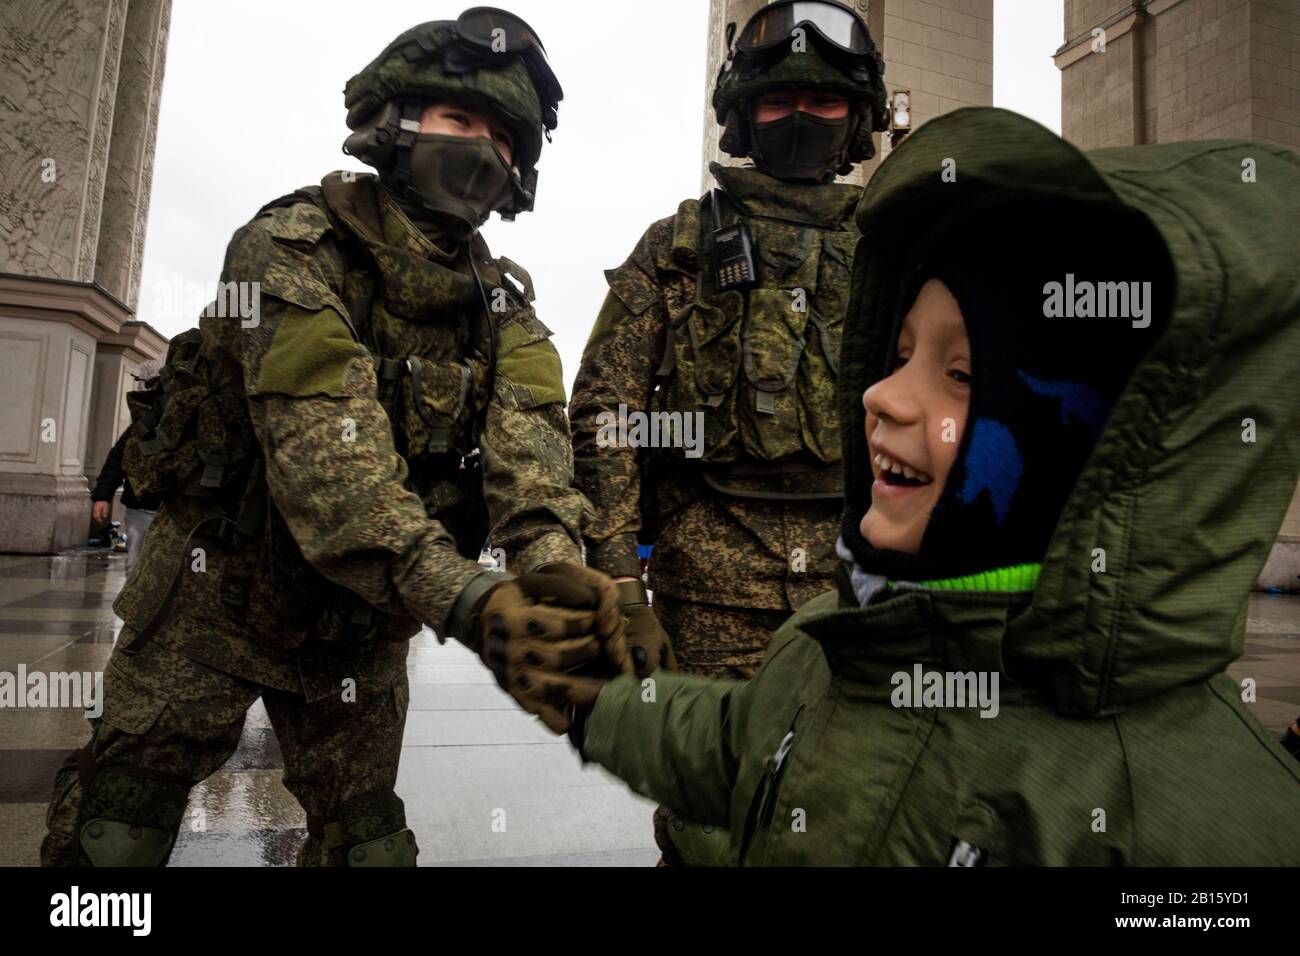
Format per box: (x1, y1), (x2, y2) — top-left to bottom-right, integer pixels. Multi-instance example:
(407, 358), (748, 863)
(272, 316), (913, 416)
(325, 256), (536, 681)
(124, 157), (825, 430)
(121, 173), (541, 651)
(652, 185), (858, 499)
(296, 173), (504, 544)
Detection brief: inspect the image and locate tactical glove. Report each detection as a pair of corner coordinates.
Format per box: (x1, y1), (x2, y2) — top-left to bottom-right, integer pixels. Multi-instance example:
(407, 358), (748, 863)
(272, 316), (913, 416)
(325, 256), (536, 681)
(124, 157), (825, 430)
(476, 563), (631, 733)
(617, 579), (677, 678)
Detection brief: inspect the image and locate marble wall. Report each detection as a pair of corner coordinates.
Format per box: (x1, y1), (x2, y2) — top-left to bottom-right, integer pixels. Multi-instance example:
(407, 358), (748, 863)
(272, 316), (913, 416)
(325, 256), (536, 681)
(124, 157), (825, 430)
(0, 0), (170, 552)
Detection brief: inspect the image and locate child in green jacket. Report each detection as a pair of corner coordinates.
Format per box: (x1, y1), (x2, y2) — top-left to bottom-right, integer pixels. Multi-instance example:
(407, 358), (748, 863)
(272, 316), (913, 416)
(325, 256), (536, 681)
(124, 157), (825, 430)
(542, 108), (1300, 865)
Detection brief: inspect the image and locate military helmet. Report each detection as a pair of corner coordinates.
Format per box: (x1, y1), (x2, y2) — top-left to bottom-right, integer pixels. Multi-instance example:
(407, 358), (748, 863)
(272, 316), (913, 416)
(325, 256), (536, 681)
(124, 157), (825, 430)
(342, 9), (562, 219)
(713, 0), (887, 171)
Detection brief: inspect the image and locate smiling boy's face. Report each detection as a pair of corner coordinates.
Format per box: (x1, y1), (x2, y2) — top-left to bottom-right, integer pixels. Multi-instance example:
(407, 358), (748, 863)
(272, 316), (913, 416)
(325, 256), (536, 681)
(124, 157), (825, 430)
(860, 278), (971, 553)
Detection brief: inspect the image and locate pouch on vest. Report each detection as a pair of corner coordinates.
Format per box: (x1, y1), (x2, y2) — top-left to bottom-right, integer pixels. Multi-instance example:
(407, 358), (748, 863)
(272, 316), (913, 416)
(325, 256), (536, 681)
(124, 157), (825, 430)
(659, 213), (848, 468)
(399, 357), (476, 456)
(734, 220), (841, 465)
(658, 292), (744, 462)
(123, 329), (256, 502)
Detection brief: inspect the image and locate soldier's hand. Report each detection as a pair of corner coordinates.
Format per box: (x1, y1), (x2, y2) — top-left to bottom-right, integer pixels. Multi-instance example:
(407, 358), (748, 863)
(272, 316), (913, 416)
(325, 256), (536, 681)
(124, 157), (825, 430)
(616, 578), (677, 678)
(478, 578), (601, 686)
(519, 562), (631, 676)
(476, 563), (631, 730)
(511, 665), (610, 735)
(525, 562), (626, 651)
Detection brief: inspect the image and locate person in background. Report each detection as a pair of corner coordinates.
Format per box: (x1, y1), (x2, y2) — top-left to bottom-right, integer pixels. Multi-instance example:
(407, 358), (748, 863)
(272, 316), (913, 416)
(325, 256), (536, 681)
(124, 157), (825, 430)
(90, 370), (162, 569)
(568, 0), (888, 866)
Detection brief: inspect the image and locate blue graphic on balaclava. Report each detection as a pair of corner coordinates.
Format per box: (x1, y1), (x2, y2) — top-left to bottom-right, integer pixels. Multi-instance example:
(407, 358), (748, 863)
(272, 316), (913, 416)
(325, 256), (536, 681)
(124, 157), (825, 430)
(1018, 372), (1110, 437)
(956, 418), (1022, 525)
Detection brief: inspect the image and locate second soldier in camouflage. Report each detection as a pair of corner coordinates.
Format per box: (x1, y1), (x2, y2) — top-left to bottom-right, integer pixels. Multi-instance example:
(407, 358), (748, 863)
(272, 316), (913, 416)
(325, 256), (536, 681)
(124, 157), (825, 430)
(568, 0), (888, 864)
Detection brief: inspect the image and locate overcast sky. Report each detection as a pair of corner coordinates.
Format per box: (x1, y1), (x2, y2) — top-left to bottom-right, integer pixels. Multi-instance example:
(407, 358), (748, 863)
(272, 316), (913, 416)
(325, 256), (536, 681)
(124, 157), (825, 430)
(136, 0), (1062, 390)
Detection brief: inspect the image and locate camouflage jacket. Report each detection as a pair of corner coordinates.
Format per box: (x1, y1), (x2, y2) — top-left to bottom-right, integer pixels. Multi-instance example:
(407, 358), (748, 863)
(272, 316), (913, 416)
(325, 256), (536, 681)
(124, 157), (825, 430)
(114, 172), (585, 698)
(570, 164), (860, 610)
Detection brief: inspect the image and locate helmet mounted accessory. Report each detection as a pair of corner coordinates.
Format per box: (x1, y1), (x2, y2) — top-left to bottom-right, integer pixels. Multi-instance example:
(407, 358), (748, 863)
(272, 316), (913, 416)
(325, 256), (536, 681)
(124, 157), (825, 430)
(450, 7), (563, 139)
(713, 0), (886, 175)
(735, 0), (879, 69)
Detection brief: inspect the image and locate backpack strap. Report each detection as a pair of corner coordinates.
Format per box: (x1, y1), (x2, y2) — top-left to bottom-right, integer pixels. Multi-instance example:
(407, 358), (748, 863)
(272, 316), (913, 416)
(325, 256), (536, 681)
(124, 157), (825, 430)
(121, 459), (267, 655)
(255, 185), (325, 219)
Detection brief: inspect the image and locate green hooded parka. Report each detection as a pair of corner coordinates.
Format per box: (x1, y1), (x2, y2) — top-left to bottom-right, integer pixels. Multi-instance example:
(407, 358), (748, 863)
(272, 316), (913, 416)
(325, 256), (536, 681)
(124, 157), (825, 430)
(583, 108), (1300, 866)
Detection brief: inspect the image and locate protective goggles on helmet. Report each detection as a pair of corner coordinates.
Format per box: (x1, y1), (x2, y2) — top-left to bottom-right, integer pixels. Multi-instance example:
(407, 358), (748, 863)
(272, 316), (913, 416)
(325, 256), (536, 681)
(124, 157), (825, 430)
(734, 0), (881, 74)
(446, 7), (563, 134)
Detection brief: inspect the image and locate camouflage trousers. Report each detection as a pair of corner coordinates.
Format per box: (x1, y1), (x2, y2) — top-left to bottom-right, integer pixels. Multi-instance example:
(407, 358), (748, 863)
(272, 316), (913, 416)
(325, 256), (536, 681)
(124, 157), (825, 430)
(42, 626), (409, 867)
(653, 593), (793, 680)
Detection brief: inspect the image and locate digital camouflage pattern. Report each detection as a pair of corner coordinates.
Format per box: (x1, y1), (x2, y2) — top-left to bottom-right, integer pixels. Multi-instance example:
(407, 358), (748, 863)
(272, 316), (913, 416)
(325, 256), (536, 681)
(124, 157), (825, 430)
(652, 594), (790, 681)
(570, 162), (861, 627)
(581, 109), (1300, 865)
(113, 170), (584, 689)
(43, 633), (409, 866)
(570, 161), (860, 867)
(43, 170), (585, 865)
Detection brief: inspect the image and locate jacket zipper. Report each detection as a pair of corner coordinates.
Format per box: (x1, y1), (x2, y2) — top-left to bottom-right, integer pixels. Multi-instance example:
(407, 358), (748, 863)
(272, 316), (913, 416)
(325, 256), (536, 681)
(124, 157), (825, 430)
(738, 704), (804, 865)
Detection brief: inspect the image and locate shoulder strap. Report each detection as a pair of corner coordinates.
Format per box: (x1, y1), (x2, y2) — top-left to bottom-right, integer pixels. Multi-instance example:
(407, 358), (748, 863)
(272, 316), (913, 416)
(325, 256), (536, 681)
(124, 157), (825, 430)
(670, 197), (704, 271)
(254, 185), (324, 219)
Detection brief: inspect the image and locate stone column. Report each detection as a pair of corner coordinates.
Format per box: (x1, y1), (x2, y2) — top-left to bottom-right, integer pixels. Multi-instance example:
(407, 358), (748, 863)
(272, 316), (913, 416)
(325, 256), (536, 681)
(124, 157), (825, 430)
(0, 276), (130, 551)
(1056, 0), (1300, 150)
(876, 0), (993, 168)
(94, 0), (171, 309)
(0, 0), (171, 552)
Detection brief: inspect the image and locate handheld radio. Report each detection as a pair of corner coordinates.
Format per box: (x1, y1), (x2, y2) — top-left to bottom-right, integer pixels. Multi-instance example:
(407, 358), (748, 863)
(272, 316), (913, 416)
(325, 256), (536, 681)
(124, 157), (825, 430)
(707, 189), (757, 291)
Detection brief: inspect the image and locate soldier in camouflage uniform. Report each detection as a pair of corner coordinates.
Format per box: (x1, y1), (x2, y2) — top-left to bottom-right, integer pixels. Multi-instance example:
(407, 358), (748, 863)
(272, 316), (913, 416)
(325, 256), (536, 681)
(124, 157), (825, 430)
(42, 10), (625, 868)
(568, 0), (887, 864)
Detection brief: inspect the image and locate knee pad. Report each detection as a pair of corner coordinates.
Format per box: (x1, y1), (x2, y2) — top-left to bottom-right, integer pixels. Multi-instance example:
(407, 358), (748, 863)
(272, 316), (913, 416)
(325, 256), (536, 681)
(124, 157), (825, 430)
(78, 768), (190, 867)
(311, 791), (419, 867)
(79, 819), (177, 867)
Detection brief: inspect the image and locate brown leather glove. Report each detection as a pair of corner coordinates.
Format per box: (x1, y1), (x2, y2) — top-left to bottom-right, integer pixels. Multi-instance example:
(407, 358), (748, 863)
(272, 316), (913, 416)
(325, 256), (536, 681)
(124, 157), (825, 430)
(617, 579), (676, 678)
(529, 562), (626, 647)
(477, 563), (631, 733)
(512, 666), (611, 736)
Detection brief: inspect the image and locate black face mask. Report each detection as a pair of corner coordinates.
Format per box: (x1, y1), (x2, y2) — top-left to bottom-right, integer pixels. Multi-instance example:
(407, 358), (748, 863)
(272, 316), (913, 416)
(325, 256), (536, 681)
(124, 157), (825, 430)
(404, 133), (516, 234)
(750, 110), (850, 182)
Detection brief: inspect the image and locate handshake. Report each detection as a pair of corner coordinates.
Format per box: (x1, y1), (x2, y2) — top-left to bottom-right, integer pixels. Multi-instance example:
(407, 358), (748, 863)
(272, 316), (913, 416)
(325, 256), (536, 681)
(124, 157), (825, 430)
(467, 563), (675, 734)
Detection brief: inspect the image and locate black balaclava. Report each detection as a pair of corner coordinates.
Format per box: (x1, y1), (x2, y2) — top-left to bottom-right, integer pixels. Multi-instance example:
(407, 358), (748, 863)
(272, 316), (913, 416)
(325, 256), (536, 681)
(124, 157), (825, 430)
(843, 199), (1174, 583)
(750, 110), (852, 182)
